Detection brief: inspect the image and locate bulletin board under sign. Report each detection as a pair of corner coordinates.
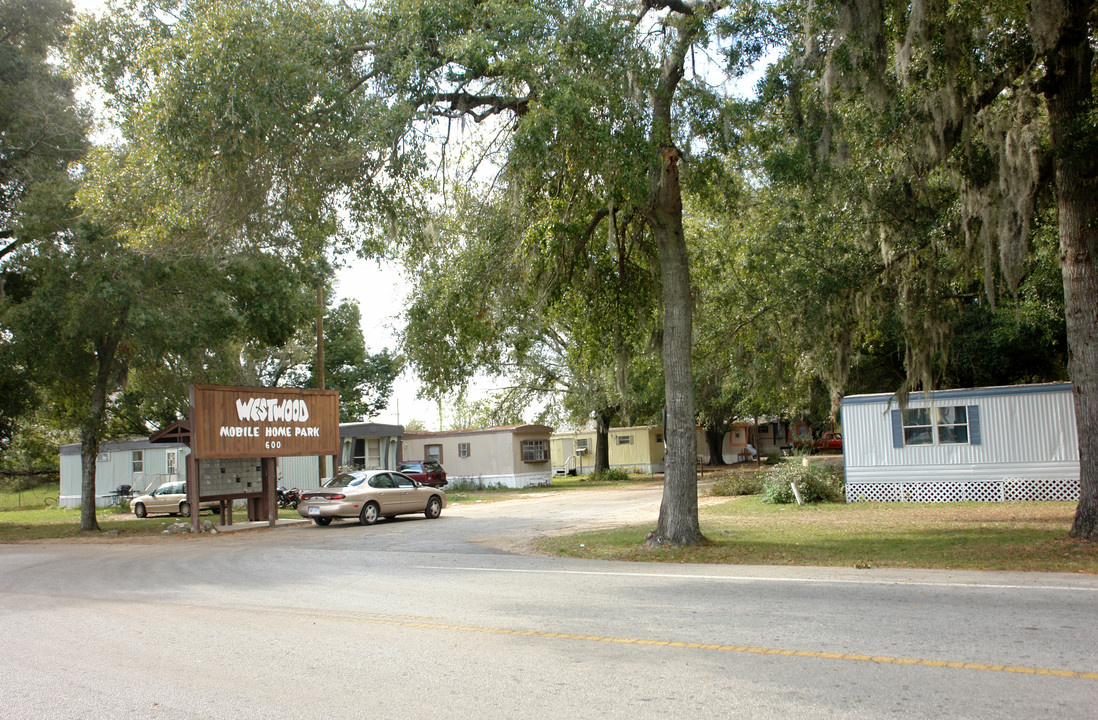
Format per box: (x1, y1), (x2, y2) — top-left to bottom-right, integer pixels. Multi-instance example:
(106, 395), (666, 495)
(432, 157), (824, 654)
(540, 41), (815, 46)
(190, 384), (339, 459)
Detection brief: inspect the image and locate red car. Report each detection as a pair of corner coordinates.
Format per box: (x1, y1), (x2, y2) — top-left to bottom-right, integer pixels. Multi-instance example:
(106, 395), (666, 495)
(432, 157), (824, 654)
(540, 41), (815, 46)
(794, 432), (843, 453)
(399, 460), (448, 487)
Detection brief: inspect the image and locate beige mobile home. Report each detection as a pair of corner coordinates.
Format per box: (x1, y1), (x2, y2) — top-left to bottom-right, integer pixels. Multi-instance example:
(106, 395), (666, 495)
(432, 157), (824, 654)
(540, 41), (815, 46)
(402, 425), (554, 488)
(696, 423), (756, 464)
(550, 425), (666, 475)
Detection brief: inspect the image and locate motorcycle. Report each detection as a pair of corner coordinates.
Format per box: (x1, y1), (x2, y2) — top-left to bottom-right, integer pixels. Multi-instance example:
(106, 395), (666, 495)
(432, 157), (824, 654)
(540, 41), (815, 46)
(277, 486), (301, 509)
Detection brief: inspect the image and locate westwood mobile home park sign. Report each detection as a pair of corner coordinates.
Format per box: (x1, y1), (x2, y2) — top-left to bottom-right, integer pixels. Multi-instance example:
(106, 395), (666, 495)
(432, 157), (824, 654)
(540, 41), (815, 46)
(190, 384), (339, 459)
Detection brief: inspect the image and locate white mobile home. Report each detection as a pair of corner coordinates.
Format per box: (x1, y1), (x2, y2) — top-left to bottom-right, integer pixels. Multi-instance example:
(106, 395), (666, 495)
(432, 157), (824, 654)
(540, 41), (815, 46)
(842, 383), (1079, 503)
(402, 425), (554, 488)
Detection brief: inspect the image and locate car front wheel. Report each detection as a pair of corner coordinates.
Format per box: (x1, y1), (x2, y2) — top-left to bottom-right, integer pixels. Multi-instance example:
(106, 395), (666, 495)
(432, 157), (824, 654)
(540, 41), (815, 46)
(133, 502), (147, 518)
(360, 502), (380, 525)
(425, 496), (442, 519)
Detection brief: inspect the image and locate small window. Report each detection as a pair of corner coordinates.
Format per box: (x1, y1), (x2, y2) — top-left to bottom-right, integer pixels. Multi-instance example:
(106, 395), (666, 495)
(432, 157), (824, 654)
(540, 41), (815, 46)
(132, 450), (144, 474)
(522, 440), (548, 463)
(900, 406), (971, 446)
(575, 439), (589, 453)
(655, 434), (663, 443)
(936, 406), (969, 444)
(425, 444), (442, 463)
(901, 409), (933, 446)
(616, 435), (633, 445)
(458, 442), (470, 458)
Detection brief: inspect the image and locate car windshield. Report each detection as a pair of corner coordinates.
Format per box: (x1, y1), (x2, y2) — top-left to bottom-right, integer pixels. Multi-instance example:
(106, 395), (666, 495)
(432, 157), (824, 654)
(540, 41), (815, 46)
(324, 474), (358, 488)
(401, 462), (422, 471)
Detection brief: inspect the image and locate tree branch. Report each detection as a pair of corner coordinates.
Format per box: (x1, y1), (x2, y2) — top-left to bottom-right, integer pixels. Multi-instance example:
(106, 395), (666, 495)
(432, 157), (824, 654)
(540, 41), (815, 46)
(422, 91), (531, 120)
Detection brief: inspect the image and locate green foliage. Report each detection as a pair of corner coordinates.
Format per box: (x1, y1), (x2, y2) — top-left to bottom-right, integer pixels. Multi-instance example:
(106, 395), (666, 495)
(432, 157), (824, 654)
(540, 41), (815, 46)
(312, 300), (401, 422)
(0, 411), (72, 472)
(0, 0), (88, 243)
(760, 462), (844, 505)
(710, 471), (764, 497)
(0, 340), (34, 451)
(587, 467), (629, 483)
(70, 0), (401, 255)
(226, 252), (315, 349)
(449, 388), (526, 430)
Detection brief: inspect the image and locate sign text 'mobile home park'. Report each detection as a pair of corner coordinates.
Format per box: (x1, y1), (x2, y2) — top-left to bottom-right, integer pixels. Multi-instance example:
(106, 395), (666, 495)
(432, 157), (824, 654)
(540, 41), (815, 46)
(190, 384), (340, 459)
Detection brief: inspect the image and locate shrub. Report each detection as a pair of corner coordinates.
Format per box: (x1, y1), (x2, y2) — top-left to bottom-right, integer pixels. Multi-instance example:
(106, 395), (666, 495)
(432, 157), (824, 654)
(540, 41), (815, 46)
(446, 478), (509, 492)
(761, 462), (845, 504)
(711, 472), (764, 497)
(588, 467), (629, 482)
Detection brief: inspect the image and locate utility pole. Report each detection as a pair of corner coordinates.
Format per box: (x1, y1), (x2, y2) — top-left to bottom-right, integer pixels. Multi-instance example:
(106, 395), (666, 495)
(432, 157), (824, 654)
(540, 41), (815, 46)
(317, 283), (326, 483)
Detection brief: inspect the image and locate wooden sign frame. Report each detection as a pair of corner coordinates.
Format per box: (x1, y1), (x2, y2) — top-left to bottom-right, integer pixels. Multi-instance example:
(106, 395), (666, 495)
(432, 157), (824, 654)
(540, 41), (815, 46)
(189, 384), (339, 460)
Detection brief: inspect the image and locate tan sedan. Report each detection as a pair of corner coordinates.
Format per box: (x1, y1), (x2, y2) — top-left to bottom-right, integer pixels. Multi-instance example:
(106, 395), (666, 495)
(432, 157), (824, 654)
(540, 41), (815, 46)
(130, 481), (219, 518)
(297, 470), (447, 526)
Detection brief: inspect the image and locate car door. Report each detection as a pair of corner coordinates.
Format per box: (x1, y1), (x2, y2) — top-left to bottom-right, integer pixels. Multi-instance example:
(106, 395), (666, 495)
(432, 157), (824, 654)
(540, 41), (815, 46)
(148, 483), (179, 513)
(391, 472), (422, 512)
(367, 473), (402, 514)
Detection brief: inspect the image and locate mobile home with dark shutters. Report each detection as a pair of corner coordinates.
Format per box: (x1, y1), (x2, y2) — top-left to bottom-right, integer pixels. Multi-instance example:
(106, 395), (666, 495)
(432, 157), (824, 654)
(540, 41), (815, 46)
(841, 383), (1079, 503)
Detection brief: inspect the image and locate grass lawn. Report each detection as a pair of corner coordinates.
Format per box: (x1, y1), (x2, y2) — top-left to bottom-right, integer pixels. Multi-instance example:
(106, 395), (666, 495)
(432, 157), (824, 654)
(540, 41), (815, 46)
(0, 480), (59, 510)
(535, 495), (1097, 573)
(0, 503), (303, 542)
(446, 473), (662, 504)
(4, 473), (1095, 574)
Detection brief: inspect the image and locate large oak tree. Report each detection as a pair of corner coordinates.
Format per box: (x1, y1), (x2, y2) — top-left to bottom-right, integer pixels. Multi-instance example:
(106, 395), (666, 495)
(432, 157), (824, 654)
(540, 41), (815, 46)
(775, 0), (1096, 536)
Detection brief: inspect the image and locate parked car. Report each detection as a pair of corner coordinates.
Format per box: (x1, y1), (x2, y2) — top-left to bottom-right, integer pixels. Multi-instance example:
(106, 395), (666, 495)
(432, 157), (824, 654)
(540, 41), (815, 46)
(398, 460), (447, 487)
(130, 481), (219, 518)
(794, 431), (844, 453)
(297, 469), (447, 526)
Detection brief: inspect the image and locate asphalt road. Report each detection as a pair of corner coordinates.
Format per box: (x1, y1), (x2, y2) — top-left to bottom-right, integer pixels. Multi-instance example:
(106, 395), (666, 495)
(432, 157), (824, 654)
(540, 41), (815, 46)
(1, 486), (1096, 719)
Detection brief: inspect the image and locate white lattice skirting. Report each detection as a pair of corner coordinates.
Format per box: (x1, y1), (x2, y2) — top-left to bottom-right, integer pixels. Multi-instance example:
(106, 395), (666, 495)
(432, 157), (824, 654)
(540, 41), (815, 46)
(846, 477), (1080, 503)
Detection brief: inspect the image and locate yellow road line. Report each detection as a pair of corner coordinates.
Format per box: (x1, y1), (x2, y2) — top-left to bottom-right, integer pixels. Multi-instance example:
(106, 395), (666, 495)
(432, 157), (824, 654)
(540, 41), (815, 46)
(11, 592), (1096, 682)
(255, 606), (1098, 682)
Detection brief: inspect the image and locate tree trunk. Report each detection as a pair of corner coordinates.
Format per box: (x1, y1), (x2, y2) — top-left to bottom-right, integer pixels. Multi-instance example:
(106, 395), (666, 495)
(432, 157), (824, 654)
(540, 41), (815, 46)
(1039, 1), (1098, 538)
(705, 424), (728, 466)
(79, 322), (128, 532)
(594, 407), (616, 473)
(647, 145), (705, 547)
(79, 429), (101, 533)
(80, 361), (112, 532)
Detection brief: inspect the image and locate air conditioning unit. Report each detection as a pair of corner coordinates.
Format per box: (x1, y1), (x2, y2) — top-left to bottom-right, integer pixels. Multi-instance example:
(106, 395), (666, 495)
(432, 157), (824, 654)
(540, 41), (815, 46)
(575, 441), (589, 455)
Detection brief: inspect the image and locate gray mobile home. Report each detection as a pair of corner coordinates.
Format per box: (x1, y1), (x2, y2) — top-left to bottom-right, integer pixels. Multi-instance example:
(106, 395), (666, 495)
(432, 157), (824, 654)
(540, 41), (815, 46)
(59, 439), (189, 507)
(842, 383), (1079, 503)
